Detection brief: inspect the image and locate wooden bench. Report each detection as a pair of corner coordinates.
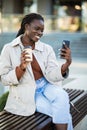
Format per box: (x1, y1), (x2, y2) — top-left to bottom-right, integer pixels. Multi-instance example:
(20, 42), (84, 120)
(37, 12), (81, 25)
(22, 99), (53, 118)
(0, 88), (87, 130)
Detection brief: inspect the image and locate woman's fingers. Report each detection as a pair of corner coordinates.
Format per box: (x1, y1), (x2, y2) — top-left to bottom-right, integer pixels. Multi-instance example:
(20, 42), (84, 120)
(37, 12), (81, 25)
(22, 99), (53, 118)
(61, 47), (71, 61)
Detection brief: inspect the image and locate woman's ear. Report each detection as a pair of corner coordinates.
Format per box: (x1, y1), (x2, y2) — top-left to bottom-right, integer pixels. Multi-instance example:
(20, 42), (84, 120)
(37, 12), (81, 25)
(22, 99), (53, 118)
(25, 24), (29, 30)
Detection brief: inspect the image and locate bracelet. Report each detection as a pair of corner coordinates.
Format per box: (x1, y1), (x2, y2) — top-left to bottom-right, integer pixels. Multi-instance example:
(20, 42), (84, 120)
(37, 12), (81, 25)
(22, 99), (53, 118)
(20, 65), (26, 72)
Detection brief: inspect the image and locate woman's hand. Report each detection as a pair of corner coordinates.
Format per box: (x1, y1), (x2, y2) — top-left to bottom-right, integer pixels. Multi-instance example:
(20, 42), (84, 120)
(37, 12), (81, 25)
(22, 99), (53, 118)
(20, 50), (32, 70)
(61, 45), (72, 76)
(15, 50), (32, 80)
(61, 44), (72, 66)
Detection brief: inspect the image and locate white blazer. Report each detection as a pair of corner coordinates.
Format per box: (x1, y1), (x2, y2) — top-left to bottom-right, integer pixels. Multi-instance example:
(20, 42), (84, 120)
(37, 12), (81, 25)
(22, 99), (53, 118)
(0, 35), (64, 116)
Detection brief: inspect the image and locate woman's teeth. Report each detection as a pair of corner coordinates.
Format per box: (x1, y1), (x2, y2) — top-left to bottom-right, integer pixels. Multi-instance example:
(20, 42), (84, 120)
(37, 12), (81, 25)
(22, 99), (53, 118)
(35, 36), (40, 39)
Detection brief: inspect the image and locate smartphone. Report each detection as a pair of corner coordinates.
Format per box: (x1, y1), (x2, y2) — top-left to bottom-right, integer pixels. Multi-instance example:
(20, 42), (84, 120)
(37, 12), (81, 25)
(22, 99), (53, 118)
(62, 40), (70, 49)
(60, 40), (70, 59)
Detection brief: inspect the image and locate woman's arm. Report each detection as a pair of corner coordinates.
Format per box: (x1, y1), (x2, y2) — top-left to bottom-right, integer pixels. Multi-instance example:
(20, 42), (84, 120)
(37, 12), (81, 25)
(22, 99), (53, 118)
(61, 44), (72, 77)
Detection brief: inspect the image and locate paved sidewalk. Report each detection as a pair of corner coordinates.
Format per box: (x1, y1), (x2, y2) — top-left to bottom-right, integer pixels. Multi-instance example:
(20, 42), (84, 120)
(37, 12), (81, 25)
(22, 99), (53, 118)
(63, 59), (87, 90)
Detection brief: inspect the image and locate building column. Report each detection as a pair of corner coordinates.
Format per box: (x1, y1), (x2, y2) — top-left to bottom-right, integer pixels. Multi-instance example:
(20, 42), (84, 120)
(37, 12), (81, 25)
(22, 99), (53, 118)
(37, 0), (52, 15)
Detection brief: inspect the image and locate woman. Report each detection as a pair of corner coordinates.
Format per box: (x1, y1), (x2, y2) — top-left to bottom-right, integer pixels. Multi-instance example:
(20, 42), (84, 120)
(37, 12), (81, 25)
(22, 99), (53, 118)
(0, 13), (73, 130)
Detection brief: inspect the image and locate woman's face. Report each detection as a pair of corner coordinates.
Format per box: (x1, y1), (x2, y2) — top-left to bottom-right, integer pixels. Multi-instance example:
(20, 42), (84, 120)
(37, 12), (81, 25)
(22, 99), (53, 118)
(24, 19), (44, 42)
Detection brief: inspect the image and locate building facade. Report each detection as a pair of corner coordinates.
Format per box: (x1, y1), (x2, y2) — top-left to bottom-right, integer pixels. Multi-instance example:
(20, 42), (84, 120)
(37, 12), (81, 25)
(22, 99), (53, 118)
(0, 0), (87, 33)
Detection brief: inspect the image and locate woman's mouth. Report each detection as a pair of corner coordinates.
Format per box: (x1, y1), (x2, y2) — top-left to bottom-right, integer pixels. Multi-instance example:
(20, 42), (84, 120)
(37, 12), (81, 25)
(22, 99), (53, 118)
(35, 35), (40, 40)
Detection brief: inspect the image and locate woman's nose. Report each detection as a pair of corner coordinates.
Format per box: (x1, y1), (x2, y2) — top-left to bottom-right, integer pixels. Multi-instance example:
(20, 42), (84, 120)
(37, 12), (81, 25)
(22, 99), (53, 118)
(38, 30), (43, 36)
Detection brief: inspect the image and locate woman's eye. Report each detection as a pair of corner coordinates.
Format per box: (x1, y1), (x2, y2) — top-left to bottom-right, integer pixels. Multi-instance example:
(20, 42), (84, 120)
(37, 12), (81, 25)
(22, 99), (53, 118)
(34, 27), (39, 31)
(34, 27), (43, 32)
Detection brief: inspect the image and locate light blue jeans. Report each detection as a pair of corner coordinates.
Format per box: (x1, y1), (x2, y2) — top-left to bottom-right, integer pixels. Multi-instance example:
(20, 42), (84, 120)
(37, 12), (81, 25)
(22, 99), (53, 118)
(35, 77), (73, 130)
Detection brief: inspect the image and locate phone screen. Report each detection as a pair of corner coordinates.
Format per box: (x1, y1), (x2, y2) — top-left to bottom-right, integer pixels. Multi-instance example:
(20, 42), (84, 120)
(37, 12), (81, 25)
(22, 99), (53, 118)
(62, 40), (70, 49)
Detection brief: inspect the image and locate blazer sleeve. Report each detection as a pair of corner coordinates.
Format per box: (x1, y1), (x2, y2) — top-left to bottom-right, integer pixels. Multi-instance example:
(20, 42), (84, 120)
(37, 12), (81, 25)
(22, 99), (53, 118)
(0, 45), (19, 86)
(44, 46), (68, 82)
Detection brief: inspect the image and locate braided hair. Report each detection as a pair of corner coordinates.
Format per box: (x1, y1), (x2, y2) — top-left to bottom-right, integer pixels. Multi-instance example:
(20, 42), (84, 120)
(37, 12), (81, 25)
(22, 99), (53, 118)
(16, 13), (44, 37)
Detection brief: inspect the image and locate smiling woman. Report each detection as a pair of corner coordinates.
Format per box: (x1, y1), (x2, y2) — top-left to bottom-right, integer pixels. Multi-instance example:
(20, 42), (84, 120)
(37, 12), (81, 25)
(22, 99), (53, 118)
(0, 13), (73, 130)
(21, 19), (44, 45)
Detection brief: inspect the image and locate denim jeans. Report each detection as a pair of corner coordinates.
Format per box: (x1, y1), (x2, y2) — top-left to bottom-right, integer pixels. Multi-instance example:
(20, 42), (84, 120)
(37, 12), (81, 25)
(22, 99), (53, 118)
(35, 77), (73, 130)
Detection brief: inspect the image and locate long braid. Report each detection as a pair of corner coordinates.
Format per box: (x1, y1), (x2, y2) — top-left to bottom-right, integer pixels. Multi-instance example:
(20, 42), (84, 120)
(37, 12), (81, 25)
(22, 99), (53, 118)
(16, 16), (27, 37)
(16, 13), (44, 37)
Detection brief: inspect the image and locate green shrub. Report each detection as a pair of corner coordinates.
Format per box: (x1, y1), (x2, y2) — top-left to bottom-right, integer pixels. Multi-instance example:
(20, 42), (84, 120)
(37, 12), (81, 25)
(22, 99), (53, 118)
(0, 91), (9, 112)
